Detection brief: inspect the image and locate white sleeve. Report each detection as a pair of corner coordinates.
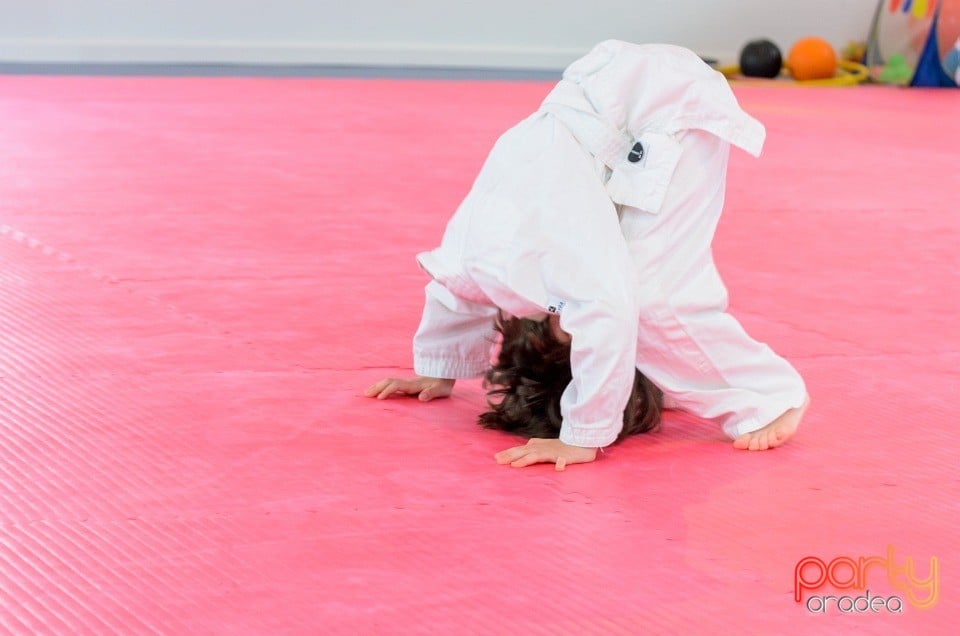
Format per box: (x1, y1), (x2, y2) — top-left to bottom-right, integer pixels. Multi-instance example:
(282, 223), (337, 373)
(532, 185), (640, 449)
(555, 296), (639, 448)
(412, 280), (498, 379)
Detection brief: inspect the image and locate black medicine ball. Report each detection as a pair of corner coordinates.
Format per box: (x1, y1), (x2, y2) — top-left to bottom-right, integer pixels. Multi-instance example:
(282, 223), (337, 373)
(739, 39), (783, 78)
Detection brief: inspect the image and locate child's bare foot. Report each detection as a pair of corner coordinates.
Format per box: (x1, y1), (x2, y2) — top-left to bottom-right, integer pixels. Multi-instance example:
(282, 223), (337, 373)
(733, 395), (809, 451)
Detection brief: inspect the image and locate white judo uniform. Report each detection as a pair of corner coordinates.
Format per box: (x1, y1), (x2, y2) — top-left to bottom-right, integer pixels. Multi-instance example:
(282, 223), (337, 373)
(413, 41), (807, 448)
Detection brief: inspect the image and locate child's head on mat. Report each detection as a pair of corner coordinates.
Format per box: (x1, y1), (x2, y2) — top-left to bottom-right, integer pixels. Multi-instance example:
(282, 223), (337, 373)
(478, 313), (663, 440)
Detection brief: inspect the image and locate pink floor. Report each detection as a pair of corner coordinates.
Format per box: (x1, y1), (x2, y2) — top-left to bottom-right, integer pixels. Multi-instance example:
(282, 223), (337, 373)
(0, 75), (957, 634)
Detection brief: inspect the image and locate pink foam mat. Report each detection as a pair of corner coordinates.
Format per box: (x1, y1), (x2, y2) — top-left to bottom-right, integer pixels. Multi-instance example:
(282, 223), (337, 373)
(1, 75), (957, 634)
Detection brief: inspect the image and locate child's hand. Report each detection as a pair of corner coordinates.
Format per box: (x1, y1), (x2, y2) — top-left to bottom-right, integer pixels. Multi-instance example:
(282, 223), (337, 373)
(494, 438), (598, 471)
(364, 376), (455, 402)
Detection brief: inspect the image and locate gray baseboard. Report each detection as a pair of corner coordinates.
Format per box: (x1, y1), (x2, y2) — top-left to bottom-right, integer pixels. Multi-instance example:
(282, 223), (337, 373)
(0, 61), (561, 81)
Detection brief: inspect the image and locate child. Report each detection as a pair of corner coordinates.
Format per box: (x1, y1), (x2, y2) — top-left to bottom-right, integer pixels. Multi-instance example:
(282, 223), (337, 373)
(365, 41), (809, 470)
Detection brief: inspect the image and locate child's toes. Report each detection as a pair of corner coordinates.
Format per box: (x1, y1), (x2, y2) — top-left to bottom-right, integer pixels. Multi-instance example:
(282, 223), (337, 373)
(769, 428), (787, 447)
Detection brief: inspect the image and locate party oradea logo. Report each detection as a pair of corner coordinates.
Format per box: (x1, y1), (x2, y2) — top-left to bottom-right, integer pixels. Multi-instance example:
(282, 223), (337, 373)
(795, 546), (939, 614)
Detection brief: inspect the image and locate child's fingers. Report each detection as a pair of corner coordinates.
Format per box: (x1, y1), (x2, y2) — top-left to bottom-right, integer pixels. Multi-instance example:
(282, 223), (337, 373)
(494, 445), (529, 465)
(496, 439), (596, 470)
(508, 442), (555, 468)
(510, 451), (547, 468)
(367, 378), (411, 397)
(376, 380), (410, 399)
(496, 441), (565, 468)
(367, 377), (453, 402)
(364, 379), (390, 397)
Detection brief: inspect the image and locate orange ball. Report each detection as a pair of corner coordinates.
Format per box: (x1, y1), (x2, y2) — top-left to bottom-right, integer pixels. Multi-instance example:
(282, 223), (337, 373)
(787, 37), (838, 81)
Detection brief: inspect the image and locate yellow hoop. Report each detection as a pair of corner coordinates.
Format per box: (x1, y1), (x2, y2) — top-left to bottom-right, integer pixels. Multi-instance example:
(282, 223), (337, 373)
(718, 60), (870, 86)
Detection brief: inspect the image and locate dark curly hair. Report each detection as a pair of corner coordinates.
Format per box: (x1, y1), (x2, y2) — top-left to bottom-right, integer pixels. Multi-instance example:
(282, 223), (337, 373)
(478, 313), (662, 441)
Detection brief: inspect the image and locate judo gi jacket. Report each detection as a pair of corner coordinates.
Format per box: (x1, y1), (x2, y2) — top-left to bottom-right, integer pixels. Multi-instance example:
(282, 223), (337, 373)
(412, 41), (807, 448)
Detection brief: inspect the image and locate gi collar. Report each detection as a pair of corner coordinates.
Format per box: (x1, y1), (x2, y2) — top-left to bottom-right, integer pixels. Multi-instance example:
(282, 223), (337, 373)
(540, 79), (684, 214)
(539, 41), (768, 213)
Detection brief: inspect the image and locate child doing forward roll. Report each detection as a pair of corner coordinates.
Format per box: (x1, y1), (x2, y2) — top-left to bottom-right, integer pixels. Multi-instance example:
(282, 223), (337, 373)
(365, 41), (809, 470)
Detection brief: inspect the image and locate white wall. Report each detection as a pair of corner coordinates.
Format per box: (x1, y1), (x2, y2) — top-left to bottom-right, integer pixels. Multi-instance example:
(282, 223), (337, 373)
(0, 0), (878, 68)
